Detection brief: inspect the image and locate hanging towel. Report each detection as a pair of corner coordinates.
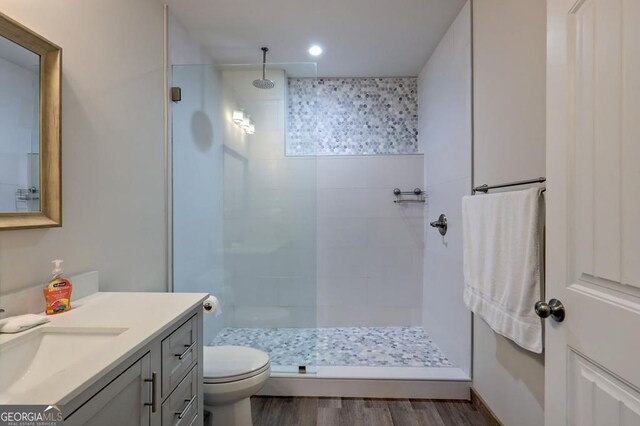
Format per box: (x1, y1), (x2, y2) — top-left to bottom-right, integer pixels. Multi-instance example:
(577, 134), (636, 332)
(462, 187), (543, 353)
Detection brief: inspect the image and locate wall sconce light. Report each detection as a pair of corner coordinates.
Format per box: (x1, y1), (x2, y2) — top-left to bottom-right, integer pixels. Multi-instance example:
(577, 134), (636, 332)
(232, 109), (245, 123)
(232, 109), (256, 135)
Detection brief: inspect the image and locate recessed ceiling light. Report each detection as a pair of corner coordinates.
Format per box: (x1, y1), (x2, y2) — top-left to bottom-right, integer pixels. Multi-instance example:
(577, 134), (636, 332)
(308, 45), (323, 56)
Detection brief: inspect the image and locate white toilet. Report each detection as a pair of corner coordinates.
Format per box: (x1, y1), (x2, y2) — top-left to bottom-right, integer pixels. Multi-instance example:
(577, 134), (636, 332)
(203, 345), (270, 426)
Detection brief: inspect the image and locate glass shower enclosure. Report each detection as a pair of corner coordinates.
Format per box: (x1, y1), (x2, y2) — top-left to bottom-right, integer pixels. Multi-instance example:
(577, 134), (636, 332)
(171, 63), (318, 374)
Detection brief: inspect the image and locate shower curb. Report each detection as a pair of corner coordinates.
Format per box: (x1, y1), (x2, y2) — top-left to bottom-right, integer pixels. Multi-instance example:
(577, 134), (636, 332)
(258, 377), (471, 400)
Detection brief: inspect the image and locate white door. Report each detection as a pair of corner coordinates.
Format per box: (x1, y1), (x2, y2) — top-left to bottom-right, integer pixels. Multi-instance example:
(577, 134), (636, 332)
(546, 0), (640, 424)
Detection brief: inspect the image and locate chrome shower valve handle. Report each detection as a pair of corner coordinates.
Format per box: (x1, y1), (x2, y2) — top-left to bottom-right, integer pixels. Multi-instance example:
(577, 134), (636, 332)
(430, 214), (448, 236)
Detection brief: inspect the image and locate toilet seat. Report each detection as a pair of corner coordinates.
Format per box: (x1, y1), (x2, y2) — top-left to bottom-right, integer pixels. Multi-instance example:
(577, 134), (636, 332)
(204, 345), (270, 384)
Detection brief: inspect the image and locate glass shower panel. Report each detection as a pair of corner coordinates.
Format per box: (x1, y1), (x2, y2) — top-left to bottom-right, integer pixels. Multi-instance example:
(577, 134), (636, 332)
(171, 64), (226, 346)
(172, 63), (318, 374)
(219, 64), (318, 373)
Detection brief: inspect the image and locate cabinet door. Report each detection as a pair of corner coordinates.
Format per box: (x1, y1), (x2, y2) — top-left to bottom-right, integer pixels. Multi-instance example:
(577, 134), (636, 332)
(65, 353), (153, 426)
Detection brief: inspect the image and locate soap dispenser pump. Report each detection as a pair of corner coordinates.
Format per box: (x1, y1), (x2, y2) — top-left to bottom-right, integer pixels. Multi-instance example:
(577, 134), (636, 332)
(43, 259), (72, 315)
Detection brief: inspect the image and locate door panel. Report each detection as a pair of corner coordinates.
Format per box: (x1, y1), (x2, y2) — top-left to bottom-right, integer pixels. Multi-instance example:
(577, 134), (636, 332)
(571, 0), (630, 286)
(621, 0), (640, 286)
(568, 351), (640, 426)
(546, 0), (640, 424)
(588, 0), (622, 283)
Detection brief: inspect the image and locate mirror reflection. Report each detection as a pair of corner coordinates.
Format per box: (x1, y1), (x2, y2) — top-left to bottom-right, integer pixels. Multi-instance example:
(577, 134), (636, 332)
(0, 34), (39, 212)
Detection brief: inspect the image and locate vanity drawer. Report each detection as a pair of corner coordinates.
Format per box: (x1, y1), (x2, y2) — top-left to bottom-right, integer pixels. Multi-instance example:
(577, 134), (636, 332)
(161, 314), (198, 397)
(161, 364), (198, 426)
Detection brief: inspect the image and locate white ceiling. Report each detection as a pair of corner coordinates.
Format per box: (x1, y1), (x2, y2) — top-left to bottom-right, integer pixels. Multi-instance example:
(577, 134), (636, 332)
(166, 0), (467, 77)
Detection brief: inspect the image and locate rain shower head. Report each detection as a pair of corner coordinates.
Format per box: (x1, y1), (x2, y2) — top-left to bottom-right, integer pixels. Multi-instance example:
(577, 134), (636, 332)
(253, 47), (275, 90)
(253, 77), (275, 90)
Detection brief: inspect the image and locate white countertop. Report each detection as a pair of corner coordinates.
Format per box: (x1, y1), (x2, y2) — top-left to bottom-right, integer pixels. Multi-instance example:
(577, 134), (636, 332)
(0, 291), (208, 406)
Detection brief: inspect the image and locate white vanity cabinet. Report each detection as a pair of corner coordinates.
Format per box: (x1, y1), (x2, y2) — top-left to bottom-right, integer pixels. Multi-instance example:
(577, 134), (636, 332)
(62, 307), (203, 426)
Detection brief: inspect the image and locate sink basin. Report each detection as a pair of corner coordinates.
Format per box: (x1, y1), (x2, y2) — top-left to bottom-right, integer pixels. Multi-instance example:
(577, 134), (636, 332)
(0, 326), (127, 401)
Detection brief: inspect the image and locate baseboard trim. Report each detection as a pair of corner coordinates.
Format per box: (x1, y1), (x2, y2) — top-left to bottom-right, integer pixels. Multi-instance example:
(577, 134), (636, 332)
(258, 377), (472, 400)
(470, 388), (503, 426)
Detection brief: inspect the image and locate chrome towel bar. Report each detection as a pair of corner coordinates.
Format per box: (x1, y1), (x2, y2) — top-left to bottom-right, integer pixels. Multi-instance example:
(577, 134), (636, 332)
(473, 177), (546, 194)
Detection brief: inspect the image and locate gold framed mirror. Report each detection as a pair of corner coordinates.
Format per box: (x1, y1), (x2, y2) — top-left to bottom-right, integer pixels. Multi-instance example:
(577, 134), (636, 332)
(0, 11), (61, 230)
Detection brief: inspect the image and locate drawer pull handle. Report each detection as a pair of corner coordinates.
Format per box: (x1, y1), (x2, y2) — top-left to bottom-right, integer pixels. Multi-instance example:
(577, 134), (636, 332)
(144, 372), (157, 413)
(175, 395), (196, 419)
(174, 341), (196, 360)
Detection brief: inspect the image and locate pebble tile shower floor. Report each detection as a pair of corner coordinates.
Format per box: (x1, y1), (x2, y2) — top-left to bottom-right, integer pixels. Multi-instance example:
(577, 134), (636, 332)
(211, 327), (452, 368)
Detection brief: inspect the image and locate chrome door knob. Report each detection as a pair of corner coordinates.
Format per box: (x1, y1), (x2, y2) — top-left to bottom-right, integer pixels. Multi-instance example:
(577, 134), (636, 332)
(535, 298), (565, 322)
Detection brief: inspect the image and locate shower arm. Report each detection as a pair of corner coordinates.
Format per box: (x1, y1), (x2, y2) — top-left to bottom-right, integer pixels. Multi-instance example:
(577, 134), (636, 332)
(262, 47), (268, 79)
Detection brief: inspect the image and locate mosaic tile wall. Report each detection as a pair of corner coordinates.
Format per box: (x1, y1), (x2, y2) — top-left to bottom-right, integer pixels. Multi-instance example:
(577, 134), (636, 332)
(287, 77), (419, 156)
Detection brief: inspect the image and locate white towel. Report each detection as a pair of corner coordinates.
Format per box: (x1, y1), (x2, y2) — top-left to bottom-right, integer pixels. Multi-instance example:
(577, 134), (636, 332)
(462, 188), (543, 353)
(0, 314), (49, 333)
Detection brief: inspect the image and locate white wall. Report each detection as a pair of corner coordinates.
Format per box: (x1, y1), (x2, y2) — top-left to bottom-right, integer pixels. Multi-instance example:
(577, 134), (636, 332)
(473, 1), (546, 186)
(0, 0), (166, 298)
(472, 0), (546, 424)
(316, 155), (424, 327)
(418, 1), (472, 376)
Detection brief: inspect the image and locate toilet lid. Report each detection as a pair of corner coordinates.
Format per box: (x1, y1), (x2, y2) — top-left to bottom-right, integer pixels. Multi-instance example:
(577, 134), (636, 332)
(203, 346), (270, 383)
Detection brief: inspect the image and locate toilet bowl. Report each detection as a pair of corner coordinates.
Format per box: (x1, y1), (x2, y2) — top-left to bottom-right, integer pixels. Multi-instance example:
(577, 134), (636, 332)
(203, 345), (270, 426)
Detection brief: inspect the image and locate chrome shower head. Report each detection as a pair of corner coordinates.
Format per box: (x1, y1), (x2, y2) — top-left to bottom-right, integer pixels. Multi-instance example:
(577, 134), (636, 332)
(253, 47), (275, 90)
(253, 78), (275, 89)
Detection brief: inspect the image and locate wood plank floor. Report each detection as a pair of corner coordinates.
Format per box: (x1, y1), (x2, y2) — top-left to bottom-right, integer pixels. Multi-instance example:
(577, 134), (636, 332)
(251, 397), (489, 426)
